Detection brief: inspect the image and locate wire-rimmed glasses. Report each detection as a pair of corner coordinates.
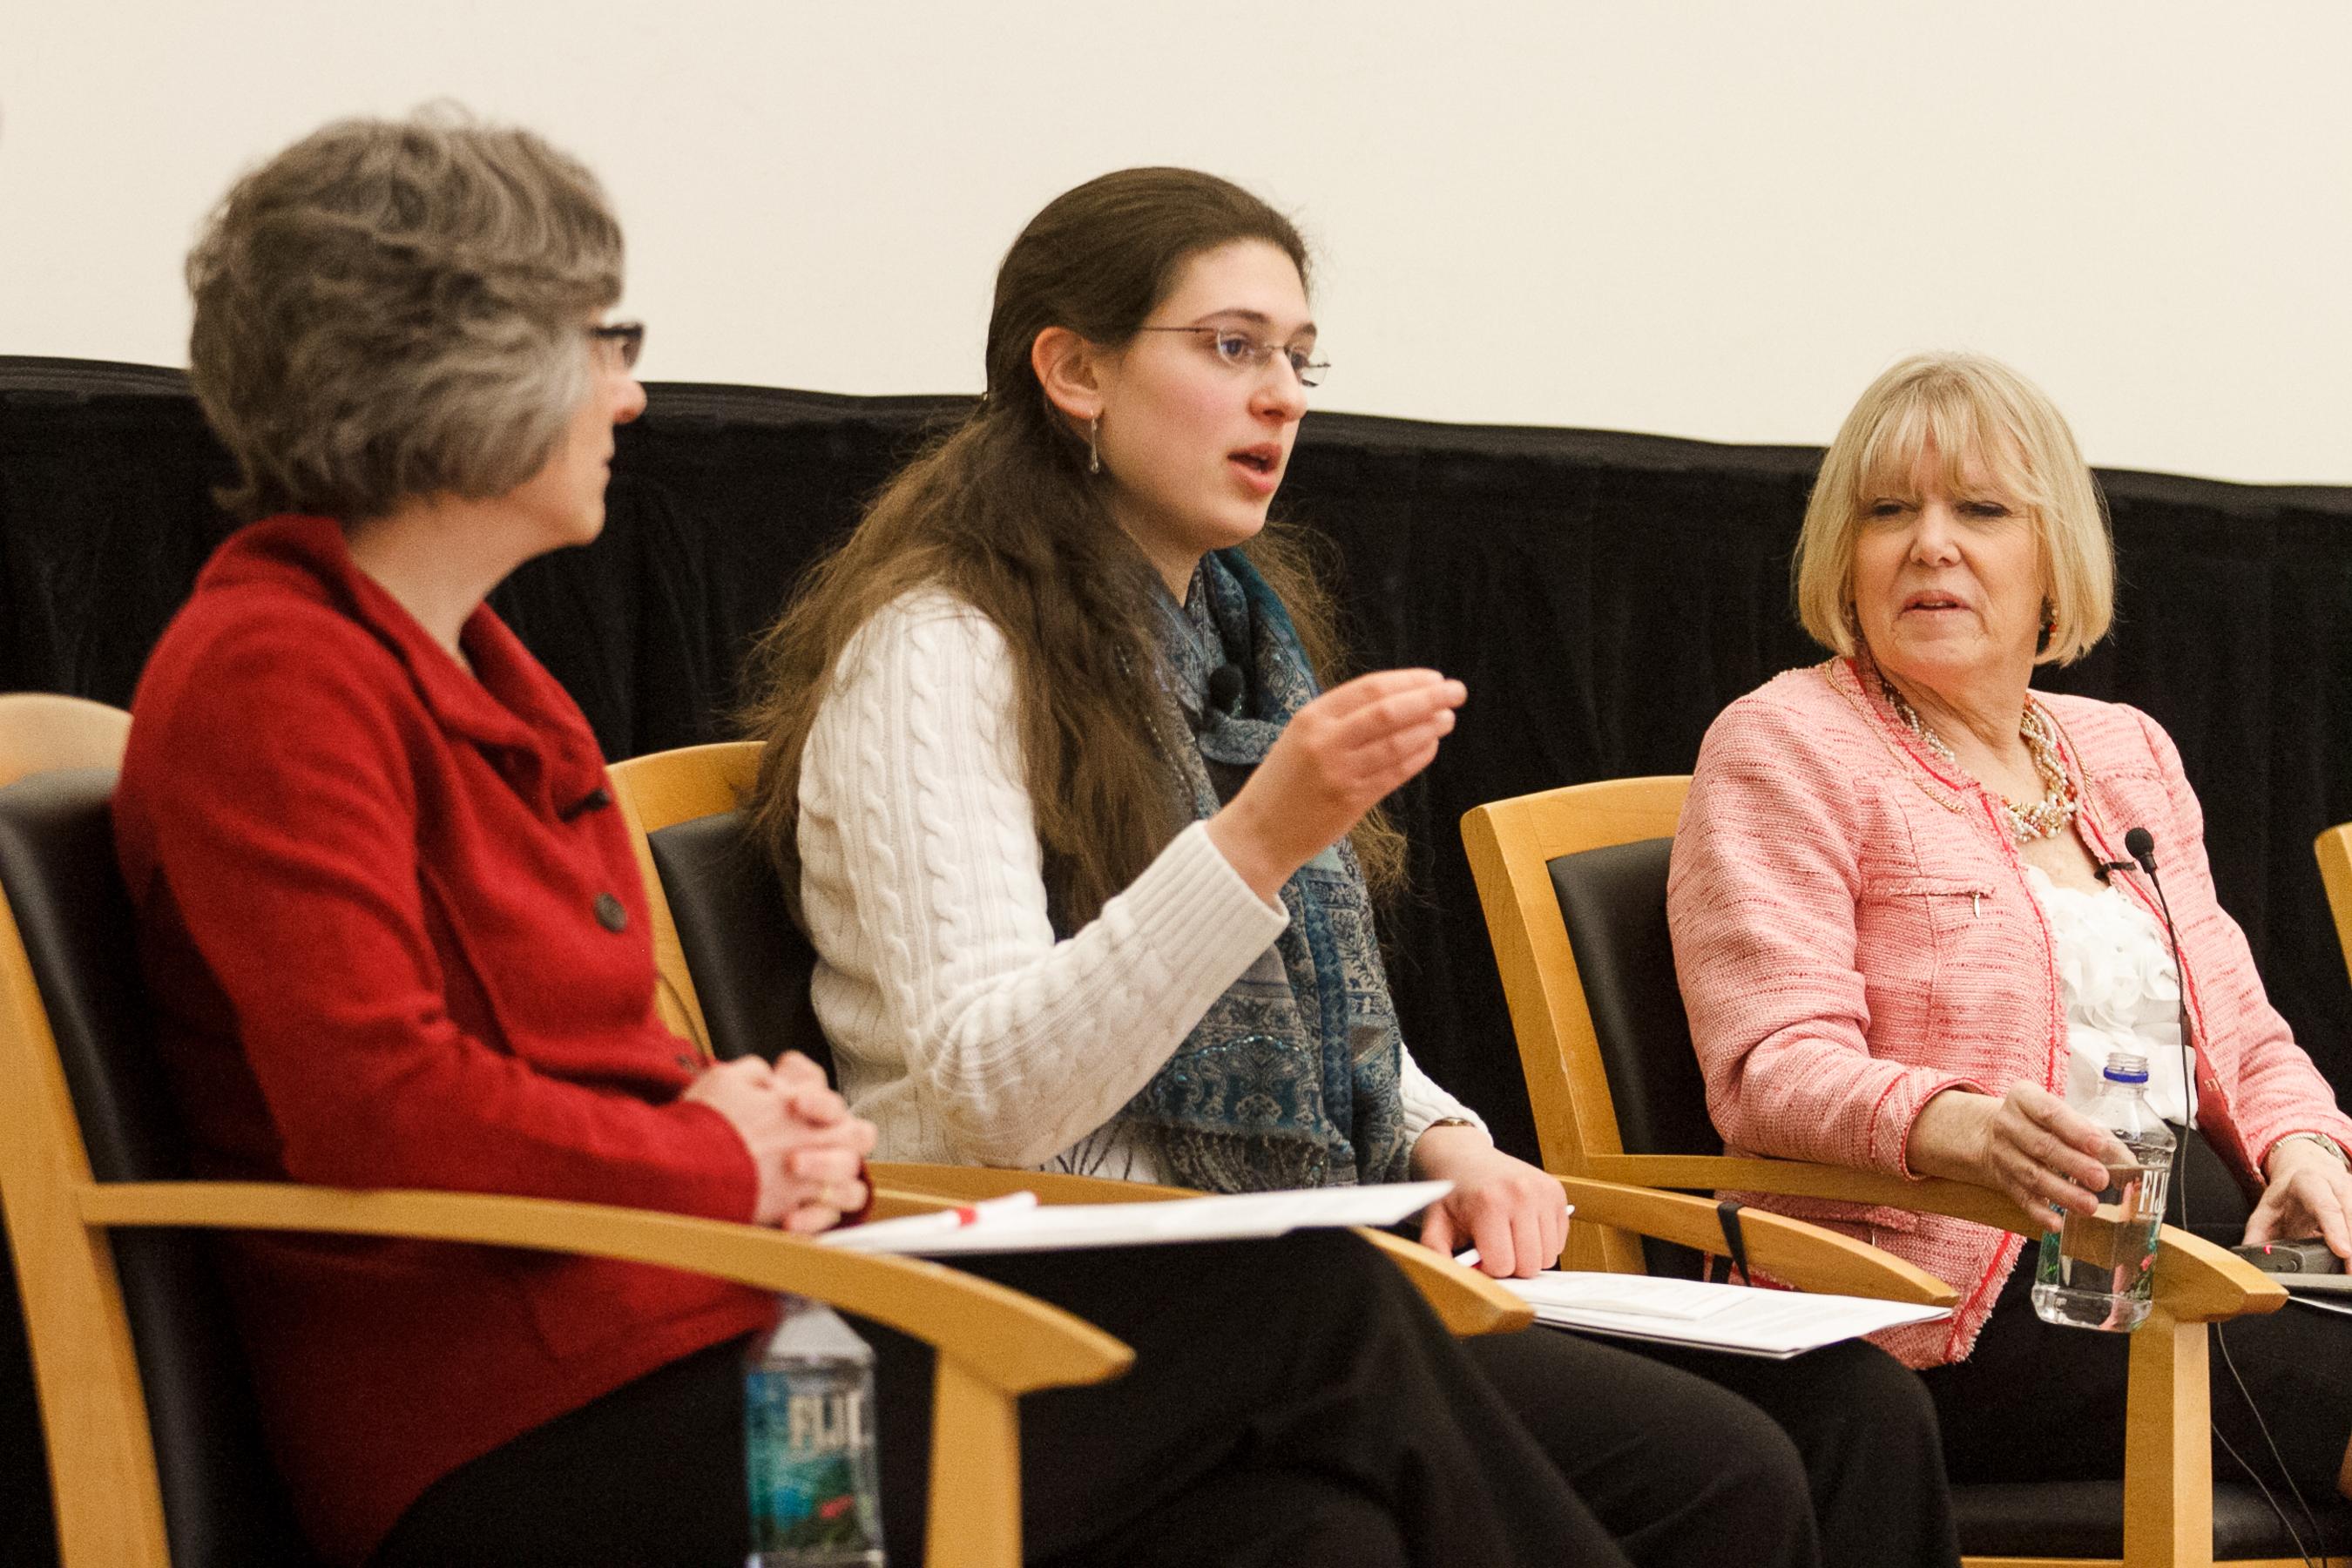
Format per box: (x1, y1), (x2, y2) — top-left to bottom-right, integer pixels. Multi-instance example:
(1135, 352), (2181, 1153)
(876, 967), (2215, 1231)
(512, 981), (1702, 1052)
(1136, 325), (1327, 389)
(588, 321), (645, 370)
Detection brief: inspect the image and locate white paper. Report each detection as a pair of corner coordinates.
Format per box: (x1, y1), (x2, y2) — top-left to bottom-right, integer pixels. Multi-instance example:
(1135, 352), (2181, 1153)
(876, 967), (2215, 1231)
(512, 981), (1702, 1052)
(1510, 1272), (1748, 1323)
(1499, 1271), (1950, 1359)
(819, 1179), (1455, 1255)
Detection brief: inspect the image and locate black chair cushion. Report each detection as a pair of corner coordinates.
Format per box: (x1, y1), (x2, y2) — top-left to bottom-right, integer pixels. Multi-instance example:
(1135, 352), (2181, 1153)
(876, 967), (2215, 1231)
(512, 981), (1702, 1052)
(646, 809), (831, 1080)
(1546, 837), (1719, 1159)
(0, 769), (319, 1568)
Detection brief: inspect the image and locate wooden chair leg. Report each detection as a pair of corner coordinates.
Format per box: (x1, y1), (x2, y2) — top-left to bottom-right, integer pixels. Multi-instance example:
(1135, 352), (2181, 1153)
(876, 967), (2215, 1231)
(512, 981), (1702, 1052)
(2123, 1309), (2213, 1568)
(926, 1356), (1022, 1568)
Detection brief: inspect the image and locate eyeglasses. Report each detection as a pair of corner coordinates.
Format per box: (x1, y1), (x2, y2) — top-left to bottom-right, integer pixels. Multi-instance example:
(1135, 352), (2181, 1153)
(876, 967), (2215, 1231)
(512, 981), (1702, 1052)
(588, 321), (645, 371)
(1136, 326), (1327, 389)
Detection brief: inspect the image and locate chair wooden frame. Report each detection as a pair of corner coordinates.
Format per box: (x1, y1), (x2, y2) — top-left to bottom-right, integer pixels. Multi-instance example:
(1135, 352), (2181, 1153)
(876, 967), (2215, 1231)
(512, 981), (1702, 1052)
(0, 693), (128, 778)
(0, 706), (1130, 1568)
(1463, 775), (2321, 1568)
(2316, 822), (2352, 994)
(608, 743), (1958, 1341)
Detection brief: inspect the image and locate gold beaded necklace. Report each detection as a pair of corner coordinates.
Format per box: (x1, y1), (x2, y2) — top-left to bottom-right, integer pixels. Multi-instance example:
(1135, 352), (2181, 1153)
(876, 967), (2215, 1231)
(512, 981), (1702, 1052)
(1877, 674), (2079, 844)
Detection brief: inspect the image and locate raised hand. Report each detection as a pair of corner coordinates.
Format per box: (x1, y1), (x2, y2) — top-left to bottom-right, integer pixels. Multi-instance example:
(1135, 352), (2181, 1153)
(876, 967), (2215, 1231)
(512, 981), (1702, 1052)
(1207, 668), (1467, 901)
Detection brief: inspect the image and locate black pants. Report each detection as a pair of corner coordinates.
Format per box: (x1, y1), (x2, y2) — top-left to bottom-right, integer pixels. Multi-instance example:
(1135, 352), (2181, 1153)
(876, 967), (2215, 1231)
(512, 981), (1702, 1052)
(372, 1232), (1625, 1568)
(1923, 1129), (2352, 1507)
(1468, 1328), (1960, 1568)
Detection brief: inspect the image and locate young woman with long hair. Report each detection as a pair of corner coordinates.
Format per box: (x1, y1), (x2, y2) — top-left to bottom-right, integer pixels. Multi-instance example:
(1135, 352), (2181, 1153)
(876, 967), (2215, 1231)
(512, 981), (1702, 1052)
(747, 166), (1962, 1568)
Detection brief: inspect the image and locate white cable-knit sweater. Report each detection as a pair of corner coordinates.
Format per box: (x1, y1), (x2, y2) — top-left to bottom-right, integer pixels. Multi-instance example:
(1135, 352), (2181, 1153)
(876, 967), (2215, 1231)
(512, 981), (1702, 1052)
(796, 589), (1485, 1179)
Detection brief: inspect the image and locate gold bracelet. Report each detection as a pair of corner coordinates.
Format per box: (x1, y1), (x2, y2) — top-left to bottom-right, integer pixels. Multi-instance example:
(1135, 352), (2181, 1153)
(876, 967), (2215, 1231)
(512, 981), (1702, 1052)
(2274, 1132), (2351, 1172)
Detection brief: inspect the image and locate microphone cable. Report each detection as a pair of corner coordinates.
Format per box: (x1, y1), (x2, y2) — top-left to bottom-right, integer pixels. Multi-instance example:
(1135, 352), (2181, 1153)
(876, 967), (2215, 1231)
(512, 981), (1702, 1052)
(2126, 829), (2326, 1565)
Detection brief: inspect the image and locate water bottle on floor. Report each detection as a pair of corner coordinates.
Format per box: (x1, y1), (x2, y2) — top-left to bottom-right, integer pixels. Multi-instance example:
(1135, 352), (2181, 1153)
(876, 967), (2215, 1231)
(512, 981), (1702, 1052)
(745, 1296), (886, 1567)
(2031, 1050), (2175, 1332)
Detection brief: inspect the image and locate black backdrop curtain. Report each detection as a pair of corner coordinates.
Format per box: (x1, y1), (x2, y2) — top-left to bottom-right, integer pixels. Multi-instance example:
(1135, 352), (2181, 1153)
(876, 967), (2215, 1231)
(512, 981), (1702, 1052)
(7, 354), (2351, 1145)
(8, 353), (2352, 1565)
(6, 355), (2350, 1146)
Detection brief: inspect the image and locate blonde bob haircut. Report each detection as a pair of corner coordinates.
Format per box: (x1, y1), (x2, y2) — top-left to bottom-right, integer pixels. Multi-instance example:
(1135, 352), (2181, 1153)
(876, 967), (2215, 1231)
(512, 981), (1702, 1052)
(1792, 352), (2114, 666)
(186, 108), (623, 524)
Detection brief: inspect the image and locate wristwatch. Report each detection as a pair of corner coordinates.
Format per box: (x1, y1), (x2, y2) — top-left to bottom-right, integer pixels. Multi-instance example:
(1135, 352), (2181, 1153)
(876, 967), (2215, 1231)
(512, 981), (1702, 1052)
(1411, 1114), (1486, 1142)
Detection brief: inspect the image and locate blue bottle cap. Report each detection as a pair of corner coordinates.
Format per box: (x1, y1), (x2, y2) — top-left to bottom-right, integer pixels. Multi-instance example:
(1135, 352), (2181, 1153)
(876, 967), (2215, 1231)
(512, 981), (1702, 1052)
(2102, 1050), (2151, 1085)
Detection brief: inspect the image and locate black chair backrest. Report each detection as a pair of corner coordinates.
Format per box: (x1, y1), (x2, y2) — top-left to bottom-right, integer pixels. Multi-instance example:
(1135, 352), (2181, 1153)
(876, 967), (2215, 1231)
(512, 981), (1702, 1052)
(1545, 837), (1720, 1159)
(646, 810), (833, 1081)
(0, 769), (318, 1568)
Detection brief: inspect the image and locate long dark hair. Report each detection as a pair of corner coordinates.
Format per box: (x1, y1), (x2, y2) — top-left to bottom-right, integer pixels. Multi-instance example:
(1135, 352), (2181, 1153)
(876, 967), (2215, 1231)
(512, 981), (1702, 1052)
(744, 166), (1403, 929)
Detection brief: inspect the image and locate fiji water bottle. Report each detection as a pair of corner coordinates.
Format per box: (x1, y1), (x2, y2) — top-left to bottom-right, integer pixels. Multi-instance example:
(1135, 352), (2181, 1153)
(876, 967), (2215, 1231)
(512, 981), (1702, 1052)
(744, 1296), (885, 1567)
(2031, 1050), (2175, 1332)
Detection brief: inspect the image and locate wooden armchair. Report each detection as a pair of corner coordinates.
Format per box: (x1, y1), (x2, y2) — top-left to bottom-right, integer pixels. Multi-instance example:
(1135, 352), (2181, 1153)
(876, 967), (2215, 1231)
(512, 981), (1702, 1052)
(2317, 821), (2352, 991)
(0, 696), (1129, 1568)
(607, 741), (1954, 1340)
(1463, 774), (2348, 1568)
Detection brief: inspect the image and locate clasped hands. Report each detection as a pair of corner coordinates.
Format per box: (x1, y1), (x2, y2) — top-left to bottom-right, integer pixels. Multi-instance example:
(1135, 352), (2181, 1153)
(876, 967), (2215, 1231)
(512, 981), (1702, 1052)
(683, 1051), (878, 1233)
(1909, 1084), (2352, 1261)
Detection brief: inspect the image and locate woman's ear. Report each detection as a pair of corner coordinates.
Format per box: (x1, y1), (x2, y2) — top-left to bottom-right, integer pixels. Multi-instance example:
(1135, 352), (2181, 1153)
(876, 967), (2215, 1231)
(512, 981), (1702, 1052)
(1032, 325), (1106, 422)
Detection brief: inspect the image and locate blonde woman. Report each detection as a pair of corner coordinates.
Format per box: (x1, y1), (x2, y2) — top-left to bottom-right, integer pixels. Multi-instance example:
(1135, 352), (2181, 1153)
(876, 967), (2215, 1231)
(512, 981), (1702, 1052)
(1672, 352), (2352, 1502)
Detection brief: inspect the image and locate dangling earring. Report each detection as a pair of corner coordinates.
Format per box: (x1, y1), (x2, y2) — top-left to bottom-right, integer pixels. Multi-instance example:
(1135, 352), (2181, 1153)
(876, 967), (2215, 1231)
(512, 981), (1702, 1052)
(2037, 598), (2057, 655)
(1087, 416), (1101, 476)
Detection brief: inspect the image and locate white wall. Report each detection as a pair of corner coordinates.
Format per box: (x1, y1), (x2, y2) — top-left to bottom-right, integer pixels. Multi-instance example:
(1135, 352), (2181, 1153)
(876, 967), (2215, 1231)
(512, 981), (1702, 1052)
(4, 1), (2348, 483)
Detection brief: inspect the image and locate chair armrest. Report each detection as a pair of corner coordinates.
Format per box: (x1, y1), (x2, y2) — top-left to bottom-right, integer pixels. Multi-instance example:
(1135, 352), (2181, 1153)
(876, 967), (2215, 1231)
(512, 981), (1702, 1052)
(1557, 1174), (1956, 1306)
(868, 1161), (1532, 1335)
(1581, 1153), (2285, 1320)
(2147, 1223), (2288, 1322)
(870, 1162), (1190, 1207)
(1347, 1229), (1535, 1335)
(1587, 1152), (2033, 1232)
(76, 1179), (1130, 1394)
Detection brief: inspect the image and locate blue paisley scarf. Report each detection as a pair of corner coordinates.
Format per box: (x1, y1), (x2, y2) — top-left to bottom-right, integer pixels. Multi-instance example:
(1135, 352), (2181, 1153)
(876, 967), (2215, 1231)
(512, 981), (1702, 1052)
(1093, 549), (1412, 1192)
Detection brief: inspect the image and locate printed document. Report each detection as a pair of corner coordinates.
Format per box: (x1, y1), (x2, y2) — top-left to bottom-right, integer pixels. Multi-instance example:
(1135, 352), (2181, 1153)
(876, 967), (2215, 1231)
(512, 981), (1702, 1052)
(1503, 1271), (1950, 1358)
(819, 1180), (1456, 1255)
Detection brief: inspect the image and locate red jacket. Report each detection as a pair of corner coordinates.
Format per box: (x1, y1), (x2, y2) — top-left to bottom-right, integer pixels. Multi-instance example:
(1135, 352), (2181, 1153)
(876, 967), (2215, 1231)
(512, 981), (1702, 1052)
(1669, 656), (2352, 1367)
(114, 516), (773, 1565)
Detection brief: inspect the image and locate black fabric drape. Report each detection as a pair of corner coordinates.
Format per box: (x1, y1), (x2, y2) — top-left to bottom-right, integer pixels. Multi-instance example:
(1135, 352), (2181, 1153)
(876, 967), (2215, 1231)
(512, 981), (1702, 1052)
(5, 355), (2349, 1149)
(9, 354), (2352, 1568)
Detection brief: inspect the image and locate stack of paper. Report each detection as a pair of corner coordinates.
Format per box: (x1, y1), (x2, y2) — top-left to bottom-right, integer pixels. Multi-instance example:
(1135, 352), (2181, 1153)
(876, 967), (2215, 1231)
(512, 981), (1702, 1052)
(1502, 1271), (1950, 1359)
(819, 1180), (1455, 1256)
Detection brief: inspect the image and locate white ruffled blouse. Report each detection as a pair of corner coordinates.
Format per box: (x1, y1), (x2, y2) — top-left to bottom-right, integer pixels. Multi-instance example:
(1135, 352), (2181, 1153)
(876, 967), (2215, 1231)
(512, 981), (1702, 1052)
(2025, 865), (2196, 1125)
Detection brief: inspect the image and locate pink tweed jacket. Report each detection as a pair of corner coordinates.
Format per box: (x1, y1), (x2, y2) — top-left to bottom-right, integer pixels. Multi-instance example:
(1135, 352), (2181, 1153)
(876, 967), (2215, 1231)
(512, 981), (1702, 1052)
(1668, 657), (2352, 1367)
